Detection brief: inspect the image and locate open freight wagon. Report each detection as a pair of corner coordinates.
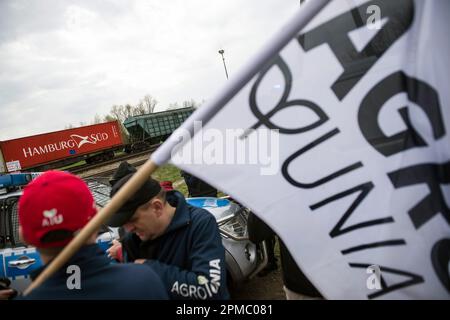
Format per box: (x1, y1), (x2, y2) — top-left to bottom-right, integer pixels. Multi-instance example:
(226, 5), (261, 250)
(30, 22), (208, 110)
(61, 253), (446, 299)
(123, 107), (194, 151)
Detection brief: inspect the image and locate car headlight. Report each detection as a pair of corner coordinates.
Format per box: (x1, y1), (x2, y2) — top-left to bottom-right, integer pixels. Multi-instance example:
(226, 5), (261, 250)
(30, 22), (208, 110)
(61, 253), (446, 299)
(218, 208), (249, 240)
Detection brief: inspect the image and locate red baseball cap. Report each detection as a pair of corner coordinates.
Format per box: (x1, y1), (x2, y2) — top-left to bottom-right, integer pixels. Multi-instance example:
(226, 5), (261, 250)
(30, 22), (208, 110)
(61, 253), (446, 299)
(19, 171), (97, 248)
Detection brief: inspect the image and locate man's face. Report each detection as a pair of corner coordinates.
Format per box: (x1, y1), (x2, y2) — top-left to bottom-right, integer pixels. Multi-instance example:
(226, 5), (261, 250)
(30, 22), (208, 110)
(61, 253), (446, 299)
(123, 198), (166, 241)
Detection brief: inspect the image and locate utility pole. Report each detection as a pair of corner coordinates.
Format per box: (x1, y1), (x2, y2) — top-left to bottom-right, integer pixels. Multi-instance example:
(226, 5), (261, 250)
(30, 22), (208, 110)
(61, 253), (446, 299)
(218, 49), (229, 79)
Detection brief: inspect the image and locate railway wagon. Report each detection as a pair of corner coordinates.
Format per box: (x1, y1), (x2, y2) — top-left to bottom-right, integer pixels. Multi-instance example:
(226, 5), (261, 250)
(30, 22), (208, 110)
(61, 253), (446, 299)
(0, 121), (124, 173)
(123, 107), (195, 151)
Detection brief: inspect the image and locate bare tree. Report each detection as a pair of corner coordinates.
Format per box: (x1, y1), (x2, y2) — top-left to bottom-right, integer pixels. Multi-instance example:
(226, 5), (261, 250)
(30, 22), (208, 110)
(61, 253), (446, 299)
(110, 104), (130, 122)
(124, 104), (133, 120)
(108, 103), (146, 122)
(103, 94), (160, 127)
(134, 101), (146, 116)
(110, 105), (123, 122)
(142, 94), (158, 113)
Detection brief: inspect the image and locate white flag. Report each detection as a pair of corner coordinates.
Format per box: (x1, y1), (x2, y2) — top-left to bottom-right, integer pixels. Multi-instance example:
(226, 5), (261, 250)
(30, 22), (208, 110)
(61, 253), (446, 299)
(152, 0), (450, 299)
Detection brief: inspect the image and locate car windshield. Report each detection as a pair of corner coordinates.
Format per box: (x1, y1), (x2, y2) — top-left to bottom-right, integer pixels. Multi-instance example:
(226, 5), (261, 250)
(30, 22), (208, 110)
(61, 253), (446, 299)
(84, 179), (111, 208)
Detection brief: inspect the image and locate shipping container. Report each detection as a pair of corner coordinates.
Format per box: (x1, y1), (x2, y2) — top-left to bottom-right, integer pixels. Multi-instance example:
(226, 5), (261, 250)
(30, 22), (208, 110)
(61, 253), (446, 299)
(0, 121), (124, 173)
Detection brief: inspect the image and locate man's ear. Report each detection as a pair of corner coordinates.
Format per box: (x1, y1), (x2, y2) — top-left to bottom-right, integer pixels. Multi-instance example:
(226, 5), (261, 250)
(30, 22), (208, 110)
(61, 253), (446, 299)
(151, 199), (165, 216)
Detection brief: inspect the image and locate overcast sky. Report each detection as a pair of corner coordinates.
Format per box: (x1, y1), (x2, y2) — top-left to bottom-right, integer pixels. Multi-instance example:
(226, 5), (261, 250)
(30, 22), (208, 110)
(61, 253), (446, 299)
(0, 0), (300, 140)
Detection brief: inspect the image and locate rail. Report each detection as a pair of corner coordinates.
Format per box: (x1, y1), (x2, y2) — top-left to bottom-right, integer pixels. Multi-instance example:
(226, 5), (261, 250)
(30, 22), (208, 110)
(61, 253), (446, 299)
(69, 144), (159, 175)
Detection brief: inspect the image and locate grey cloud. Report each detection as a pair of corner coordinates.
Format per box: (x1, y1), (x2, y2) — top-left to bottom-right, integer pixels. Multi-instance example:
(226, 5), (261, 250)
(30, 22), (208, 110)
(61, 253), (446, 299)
(0, 0), (298, 140)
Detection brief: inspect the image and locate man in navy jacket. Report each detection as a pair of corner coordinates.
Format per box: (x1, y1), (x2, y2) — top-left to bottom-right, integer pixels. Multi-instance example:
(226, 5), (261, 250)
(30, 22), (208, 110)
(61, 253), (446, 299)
(17, 171), (168, 300)
(107, 166), (229, 300)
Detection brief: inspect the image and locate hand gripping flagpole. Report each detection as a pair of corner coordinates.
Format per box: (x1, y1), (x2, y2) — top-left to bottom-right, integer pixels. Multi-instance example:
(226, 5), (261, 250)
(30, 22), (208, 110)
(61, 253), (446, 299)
(24, 0), (330, 296)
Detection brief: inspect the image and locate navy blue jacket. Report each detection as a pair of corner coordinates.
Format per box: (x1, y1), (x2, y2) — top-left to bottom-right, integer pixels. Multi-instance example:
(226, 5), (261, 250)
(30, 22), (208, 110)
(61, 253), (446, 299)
(22, 244), (168, 300)
(122, 191), (229, 300)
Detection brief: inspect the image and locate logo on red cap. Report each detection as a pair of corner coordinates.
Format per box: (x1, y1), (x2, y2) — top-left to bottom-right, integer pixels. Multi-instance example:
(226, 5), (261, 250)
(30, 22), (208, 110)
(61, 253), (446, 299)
(42, 209), (63, 227)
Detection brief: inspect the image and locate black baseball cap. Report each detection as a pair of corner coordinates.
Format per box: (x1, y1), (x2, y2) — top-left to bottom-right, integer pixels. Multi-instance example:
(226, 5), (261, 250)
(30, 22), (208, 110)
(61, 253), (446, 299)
(107, 172), (162, 227)
(109, 161), (137, 187)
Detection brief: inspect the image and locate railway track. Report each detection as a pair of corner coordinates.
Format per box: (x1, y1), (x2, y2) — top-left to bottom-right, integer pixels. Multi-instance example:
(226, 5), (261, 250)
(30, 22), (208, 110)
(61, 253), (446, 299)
(69, 144), (159, 175)
(79, 158), (149, 180)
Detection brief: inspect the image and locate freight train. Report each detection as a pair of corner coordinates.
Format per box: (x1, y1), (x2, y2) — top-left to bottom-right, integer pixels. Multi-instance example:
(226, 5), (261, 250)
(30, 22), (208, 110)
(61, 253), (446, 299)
(0, 107), (195, 173)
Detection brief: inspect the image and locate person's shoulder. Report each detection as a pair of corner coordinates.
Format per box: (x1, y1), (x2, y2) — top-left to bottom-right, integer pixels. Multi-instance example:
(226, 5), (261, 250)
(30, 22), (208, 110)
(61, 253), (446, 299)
(188, 204), (216, 223)
(188, 206), (221, 236)
(171, 191), (217, 225)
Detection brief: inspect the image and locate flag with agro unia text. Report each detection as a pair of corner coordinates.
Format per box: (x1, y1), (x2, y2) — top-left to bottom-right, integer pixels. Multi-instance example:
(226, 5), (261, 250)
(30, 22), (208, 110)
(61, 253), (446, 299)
(153, 0), (450, 299)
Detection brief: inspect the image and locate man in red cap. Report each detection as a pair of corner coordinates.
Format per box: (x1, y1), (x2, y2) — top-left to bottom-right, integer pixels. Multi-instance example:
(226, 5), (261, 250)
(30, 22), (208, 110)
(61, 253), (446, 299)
(17, 170), (168, 300)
